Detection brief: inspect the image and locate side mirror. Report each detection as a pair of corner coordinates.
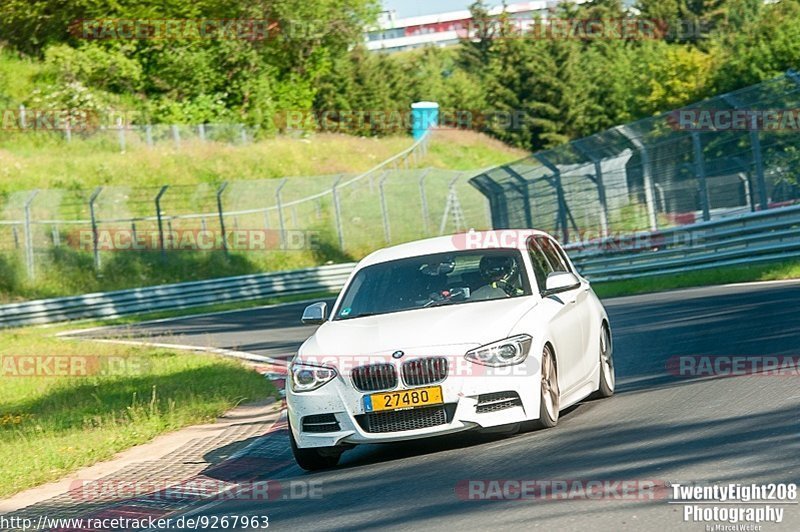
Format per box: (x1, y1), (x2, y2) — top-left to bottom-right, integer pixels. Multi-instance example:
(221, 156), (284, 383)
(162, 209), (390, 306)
(301, 302), (327, 325)
(544, 272), (581, 294)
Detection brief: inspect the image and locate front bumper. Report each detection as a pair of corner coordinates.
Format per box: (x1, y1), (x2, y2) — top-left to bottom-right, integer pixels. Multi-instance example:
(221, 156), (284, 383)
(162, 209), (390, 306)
(287, 358), (541, 448)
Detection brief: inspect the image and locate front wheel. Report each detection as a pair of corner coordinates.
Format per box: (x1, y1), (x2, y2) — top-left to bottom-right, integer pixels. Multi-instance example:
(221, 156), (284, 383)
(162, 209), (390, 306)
(289, 424), (345, 471)
(538, 344), (560, 428)
(594, 324), (615, 398)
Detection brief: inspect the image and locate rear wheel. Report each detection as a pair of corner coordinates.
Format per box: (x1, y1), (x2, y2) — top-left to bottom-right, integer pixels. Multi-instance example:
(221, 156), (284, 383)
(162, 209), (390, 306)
(595, 324), (615, 398)
(289, 423), (345, 471)
(538, 344), (560, 428)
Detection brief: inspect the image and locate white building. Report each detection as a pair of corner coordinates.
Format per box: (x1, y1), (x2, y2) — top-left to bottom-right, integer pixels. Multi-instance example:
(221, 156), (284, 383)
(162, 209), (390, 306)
(365, 2), (573, 53)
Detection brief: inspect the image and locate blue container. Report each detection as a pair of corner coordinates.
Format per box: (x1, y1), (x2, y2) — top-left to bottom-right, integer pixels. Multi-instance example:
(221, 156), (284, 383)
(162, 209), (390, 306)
(411, 101), (439, 139)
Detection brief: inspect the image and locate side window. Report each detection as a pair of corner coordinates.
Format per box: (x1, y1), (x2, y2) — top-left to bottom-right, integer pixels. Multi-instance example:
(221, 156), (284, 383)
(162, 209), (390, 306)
(527, 238), (553, 293)
(539, 238), (571, 274)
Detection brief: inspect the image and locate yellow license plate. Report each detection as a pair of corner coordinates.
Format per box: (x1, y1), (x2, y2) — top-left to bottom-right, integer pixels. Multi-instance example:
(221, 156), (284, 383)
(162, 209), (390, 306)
(364, 386), (443, 413)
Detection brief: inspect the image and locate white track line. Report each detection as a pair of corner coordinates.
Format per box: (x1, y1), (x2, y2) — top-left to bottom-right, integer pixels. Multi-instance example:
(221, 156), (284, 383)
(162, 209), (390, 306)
(61, 336), (288, 367)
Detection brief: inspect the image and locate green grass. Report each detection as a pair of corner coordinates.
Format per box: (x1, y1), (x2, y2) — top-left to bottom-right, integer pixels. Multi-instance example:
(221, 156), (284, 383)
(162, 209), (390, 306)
(592, 260), (800, 299)
(0, 247), (330, 303)
(0, 129), (525, 193)
(0, 127), (525, 302)
(0, 324), (274, 498)
(0, 49), (45, 106)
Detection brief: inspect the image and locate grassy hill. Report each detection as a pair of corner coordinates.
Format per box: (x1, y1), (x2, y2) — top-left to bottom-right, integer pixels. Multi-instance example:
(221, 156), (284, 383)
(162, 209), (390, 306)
(0, 129), (526, 302)
(0, 129), (524, 193)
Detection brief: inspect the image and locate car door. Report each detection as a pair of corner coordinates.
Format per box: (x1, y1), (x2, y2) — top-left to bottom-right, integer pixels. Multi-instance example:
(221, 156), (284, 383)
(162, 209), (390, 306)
(543, 237), (596, 381)
(527, 236), (585, 393)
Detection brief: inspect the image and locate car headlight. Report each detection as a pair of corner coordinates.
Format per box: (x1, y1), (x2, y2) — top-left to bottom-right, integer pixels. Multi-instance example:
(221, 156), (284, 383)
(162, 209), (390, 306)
(290, 362), (337, 392)
(465, 334), (533, 367)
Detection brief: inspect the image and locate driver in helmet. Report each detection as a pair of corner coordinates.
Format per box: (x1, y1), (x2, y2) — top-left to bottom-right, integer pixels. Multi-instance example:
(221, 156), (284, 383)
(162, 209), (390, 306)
(472, 255), (523, 300)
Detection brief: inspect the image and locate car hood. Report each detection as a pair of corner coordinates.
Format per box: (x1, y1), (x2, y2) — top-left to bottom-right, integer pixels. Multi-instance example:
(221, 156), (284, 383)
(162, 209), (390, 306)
(300, 297), (537, 358)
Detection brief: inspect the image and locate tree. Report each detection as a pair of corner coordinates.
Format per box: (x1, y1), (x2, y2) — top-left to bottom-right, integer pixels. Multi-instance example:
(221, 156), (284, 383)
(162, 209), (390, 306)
(710, 0), (800, 93)
(458, 0), (496, 75)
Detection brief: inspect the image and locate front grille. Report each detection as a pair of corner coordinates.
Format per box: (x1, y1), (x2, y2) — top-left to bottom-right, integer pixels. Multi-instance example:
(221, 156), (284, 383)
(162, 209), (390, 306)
(351, 363), (398, 392)
(302, 413), (341, 433)
(356, 404), (456, 433)
(476, 391), (523, 414)
(402, 357), (448, 387)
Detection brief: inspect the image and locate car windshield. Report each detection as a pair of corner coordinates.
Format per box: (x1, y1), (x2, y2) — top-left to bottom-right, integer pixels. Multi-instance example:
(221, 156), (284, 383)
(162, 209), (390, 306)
(333, 249), (531, 320)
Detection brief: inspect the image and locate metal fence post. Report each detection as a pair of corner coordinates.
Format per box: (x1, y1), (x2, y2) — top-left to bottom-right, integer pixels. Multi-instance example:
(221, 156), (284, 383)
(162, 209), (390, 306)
(216, 182), (229, 255)
(749, 130), (769, 210)
(19, 104), (26, 129)
(23, 190), (38, 280)
(379, 173), (391, 244)
(617, 126), (658, 231)
(574, 140), (610, 237)
(155, 186), (169, 260)
(503, 167), (533, 228)
(555, 173), (569, 243)
(239, 124), (247, 144)
(653, 183), (664, 212)
(89, 187), (103, 269)
(691, 132), (711, 221)
(438, 175), (462, 235)
(172, 125), (181, 149)
(332, 175), (345, 251)
(145, 125), (153, 147)
(117, 117), (126, 152)
(533, 154), (572, 242)
(722, 94), (769, 211)
(418, 169), (431, 235)
(276, 178), (287, 249)
(198, 124), (206, 142)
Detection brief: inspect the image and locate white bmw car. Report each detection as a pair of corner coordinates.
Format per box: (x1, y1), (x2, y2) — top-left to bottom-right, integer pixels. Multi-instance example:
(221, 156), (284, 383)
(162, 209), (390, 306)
(287, 230), (614, 470)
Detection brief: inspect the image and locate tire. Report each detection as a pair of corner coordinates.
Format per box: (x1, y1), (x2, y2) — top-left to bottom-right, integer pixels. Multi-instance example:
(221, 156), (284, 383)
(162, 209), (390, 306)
(538, 344), (560, 428)
(595, 324), (615, 398)
(289, 423), (344, 471)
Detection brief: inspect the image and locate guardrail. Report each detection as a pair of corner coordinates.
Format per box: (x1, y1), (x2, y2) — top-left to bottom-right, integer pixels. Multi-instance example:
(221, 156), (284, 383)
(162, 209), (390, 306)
(0, 263), (356, 328)
(1, 204), (798, 328)
(568, 204), (800, 282)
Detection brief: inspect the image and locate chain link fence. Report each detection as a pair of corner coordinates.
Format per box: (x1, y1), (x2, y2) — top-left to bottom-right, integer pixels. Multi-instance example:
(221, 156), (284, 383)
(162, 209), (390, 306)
(8, 105), (260, 151)
(471, 71), (800, 243)
(0, 134), (495, 281)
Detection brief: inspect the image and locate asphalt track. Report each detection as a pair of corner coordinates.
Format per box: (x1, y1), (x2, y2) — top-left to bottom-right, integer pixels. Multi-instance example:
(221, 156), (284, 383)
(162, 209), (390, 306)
(73, 280), (800, 531)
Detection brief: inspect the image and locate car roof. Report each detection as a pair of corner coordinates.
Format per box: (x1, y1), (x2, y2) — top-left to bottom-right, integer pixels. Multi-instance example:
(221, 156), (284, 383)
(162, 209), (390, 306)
(358, 229), (553, 268)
